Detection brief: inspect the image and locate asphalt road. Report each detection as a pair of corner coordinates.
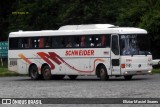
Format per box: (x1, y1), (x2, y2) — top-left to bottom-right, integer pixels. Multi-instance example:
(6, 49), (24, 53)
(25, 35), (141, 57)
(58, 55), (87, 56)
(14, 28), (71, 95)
(0, 74), (160, 107)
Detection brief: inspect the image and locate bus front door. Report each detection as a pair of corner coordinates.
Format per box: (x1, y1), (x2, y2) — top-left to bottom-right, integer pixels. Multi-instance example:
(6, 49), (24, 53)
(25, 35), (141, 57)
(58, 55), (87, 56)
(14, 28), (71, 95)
(111, 35), (121, 75)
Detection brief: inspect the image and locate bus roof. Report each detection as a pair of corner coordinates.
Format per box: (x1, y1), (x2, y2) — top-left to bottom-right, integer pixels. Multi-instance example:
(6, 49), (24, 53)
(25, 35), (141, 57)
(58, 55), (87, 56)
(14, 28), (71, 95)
(58, 24), (115, 30)
(9, 24), (147, 38)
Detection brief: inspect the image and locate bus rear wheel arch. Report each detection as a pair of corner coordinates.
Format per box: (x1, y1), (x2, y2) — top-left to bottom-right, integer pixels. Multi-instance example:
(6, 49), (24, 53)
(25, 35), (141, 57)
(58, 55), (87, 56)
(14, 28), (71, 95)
(96, 64), (109, 81)
(29, 64), (41, 80)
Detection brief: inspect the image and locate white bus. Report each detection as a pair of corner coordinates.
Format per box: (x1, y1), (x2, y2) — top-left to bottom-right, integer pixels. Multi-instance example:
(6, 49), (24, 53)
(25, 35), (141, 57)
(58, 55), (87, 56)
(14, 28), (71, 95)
(8, 24), (152, 80)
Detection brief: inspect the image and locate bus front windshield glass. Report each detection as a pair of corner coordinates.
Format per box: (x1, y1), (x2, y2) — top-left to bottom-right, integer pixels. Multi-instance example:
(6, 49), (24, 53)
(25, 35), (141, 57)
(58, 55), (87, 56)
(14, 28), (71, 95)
(120, 34), (151, 55)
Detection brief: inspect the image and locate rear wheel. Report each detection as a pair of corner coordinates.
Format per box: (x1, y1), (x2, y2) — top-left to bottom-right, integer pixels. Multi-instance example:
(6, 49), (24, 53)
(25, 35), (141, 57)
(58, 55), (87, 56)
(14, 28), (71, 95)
(124, 75), (133, 80)
(99, 65), (109, 81)
(68, 75), (78, 80)
(29, 65), (41, 80)
(42, 65), (52, 80)
(53, 75), (65, 80)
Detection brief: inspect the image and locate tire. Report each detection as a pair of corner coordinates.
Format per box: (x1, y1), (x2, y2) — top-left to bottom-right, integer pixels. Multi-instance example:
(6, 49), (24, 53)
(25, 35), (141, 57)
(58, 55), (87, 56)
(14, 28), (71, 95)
(29, 65), (40, 80)
(68, 75), (78, 80)
(52, 75), (65, 80)
(99, 65), (109, 81)
(42, 65), (52, 80)
(124, 75), (133, 80)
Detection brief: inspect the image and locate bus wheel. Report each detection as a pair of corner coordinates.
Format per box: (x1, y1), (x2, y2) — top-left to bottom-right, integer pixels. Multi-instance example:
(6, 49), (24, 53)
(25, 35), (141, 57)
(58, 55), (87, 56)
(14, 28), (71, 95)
(30, 65), (40, 80)
(124, 75), (133, 80)
(68, 75), (78, 80)
(42, 65), (52, 80)
(99, 65), (109, 81)
(53, 75), (65, 80)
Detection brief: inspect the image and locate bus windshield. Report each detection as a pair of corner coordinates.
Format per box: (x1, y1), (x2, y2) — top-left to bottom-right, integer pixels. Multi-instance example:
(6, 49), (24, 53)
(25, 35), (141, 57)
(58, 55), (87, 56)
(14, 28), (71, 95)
(120, 34), (151, 55)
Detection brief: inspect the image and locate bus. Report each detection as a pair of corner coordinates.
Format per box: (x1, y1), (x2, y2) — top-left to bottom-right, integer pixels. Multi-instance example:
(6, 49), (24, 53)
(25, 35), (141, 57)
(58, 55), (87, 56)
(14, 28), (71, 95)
(8, 24), (152, 80)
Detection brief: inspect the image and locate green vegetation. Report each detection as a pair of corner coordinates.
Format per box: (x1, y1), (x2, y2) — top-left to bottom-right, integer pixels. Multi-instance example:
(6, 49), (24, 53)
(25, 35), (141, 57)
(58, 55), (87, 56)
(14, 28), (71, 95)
(0, 67), (24, 77)
(152, 69), (160, 74)
(0, 0), (160, 58)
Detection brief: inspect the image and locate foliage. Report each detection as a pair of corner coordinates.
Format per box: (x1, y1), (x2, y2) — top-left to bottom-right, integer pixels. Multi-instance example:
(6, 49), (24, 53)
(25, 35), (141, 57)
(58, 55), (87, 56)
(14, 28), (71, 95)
(0, 0), (160, 57)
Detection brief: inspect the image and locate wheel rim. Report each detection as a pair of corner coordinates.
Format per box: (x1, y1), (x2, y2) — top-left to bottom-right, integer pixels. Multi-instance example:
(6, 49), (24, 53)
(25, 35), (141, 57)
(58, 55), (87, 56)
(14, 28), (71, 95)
(44, 68), (50, 77)
(31, 69), (37, 78)
(100, 68), (105, 78)
(43, 68), (51, 80)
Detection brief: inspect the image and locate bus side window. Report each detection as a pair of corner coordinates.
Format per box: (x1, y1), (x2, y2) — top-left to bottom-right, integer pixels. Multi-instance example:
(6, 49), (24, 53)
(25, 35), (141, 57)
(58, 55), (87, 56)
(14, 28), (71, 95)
(18, 38), (24, 49)
(89, 36), (94, 47)
(9, 38), (19, 49)
(44, 37), (51, 48)
(80, 36), (85, 47)
(74, 36), (80, 47)
(39, 38), (44, 48)
(101, 35), (105, 46)
(55, 37), (65, 48)
(106, 35), (111, 47)
(66, 37), (72, 47)
(52, 37), (58, 48)
(95, 36), (101, 47)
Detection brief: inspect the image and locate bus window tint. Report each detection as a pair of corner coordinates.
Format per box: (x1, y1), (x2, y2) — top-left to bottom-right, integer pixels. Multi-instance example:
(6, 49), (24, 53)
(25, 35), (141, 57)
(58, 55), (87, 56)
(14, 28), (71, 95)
(65, 37), (73, 48)
(9, 35), (111, 49)
(9, 38), (19, 49)
(39, 38), (44, 48)
(80, 36), (85, 47)
(44, 37), (51, 48)
(94, 36), (101, 47)
(54, 37), (65, 48)
(74, 36), (80, 47)
(52, 37), (58, 48)
(111, 35), (119, 55)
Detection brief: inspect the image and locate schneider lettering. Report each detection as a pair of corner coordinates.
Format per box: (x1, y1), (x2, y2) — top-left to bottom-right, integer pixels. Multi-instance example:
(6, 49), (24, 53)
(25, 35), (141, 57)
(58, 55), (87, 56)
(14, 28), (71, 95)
(65, 50), (94, 56)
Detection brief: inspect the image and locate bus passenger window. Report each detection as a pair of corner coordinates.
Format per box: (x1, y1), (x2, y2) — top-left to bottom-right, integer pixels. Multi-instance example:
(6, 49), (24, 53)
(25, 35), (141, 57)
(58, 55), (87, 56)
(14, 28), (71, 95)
(28, 38), (32, 48)
(80, 36), (85, 47)
(44, 37), (51, 48)
(74, 37), (80, 47)
(39, 38), (44, 48)
(95, 36), (101, 47)
(101, 35), (106, 46)
(18, 39), (23, 49)
(66, 37), (72, 47)
(89, 37), (94, 47)
(45, 43), (50, 48)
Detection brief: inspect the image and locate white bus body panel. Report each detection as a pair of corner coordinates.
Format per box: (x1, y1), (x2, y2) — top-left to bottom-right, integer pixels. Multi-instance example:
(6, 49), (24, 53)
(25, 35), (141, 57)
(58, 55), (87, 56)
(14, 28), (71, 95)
(8, 48), (111, 75)
(121, 55), (152, 75)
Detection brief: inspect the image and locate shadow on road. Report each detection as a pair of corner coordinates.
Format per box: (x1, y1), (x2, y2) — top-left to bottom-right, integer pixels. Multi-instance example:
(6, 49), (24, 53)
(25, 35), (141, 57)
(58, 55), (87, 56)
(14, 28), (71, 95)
(12, 76), (151, 82)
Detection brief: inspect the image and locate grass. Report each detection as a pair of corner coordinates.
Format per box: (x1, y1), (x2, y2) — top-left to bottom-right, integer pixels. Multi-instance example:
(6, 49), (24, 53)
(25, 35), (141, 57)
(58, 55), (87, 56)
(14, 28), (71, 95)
(152, 68), (160, 74)
(0, 67), (25, 77)
(0, 67), (160, 77)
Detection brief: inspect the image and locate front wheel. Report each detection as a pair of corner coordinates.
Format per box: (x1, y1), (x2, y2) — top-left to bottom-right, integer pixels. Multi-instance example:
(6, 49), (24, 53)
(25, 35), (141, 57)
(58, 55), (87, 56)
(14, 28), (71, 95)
(99, 65), (109, 81)
(42, 65), (52, 80)
(124, 75), (133, 80)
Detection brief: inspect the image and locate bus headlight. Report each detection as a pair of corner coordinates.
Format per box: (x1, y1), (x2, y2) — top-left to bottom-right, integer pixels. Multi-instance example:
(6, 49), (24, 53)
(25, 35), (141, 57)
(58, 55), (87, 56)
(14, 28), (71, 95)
(124, 71), (128, 74)
(148, 70), (152, 73)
